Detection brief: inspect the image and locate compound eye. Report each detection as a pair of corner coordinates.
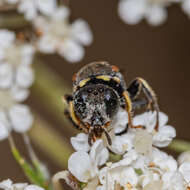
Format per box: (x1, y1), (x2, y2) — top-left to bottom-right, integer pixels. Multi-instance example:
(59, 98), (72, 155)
(104, 89), (118, 117)
(74, 91), (87, 119)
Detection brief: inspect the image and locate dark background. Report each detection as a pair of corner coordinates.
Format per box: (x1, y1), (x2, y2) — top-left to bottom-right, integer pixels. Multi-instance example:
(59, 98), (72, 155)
(0, 0), (190, 189)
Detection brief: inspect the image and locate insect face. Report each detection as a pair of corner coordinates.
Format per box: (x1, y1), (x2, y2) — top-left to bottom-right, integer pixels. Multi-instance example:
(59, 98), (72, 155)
(73, 84), (119, 129)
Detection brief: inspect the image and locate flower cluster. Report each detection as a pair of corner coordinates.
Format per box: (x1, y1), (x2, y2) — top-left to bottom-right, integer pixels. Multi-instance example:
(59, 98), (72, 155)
(61, 108), (190, 190)
(5, 0), (57, 21)
(33, 6), (93, 63)
(0, 29), (34, 140)
(0, 0), (93, 140)
(0, 179), (44, 190)
(3, 0), (93, 63)
(118, 0), (190, 26)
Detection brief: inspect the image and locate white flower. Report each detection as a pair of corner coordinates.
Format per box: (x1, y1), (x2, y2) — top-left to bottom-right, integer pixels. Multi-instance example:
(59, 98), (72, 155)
(71, 19), (93, 46)
(182, 0), (190, 18)
(134, 128), (153, 156)
(140, 171), (161, 188)
(118, 0), (146, 25)
(98, 164), (138, 190)
(33, 6), (93, 63)
(162, 172), (186, 190)
(16, 64), (34, 88)
(5, 0), (57, 20)
(118, 0), (173, 26)
(178, 151), (190, 165)
(0, 103), (33, 140)
(133, 111), (176, 147)
(58, 39), (84, 63)
(0, 86), (33, 140)
(114, 149), (138, 167)
(65, 105), (189, 190)
(109, 132), (134, 155)
(9, 104), (33, 133)
(0, 30), (15, 50)
(71, 133), (90, 152)
(0, 179), (44, 190)
(68, 140), (108, 182)
(151, 148), (177, 172)
(0, 30), (35, 90)
(0, 63), (13, 88)
(179, 162), (190, 184)
(0, 30), (34, 139)
(0, 124), (9, 140)
(83, 177), (99, 190)
(112, 107), (128, 134)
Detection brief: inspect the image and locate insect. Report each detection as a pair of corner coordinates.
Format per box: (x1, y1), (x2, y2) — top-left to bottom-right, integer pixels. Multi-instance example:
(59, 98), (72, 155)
(63, 62), (159, 146)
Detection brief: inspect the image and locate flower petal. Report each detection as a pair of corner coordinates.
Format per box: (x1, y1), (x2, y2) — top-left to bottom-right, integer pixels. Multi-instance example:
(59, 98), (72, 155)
(118, 0), (145, 25)
(37, 0), (57, 16)
(153, 125), (176, 147)
(9, 104), (33, 133)
(21, 44), (35, 65)
(134, 129), (153, 155)
(0, 179), (13, 189)
(178, 151), (190, 165)
(90, 139), (109, 166)
(10, 85), (29, 102)
(25, 185), (44, 190)
(37, 34), (57, 54)
(120, 167), (138, 186)
(52, 6), (70, 20)
(13, 183), (28, 190)
(0, 110), (10, 140)
(16, 65), (34, 88)
(0, 30), (15, 49)
(133, 112), (156, 132)
(71, 19), (93, 46)
(110, 133), (133, 155)
(158, 112), (168, 127)
(152, 148), (177, 172)
(71, 133), (90, 152)
(0, 122), (9, 140)
(68, 151), (92, 182)
(58, 39), (84, 63)
(146, 5), (167, 26)
(18, 0), (37, 20)
(112, 108), (128, 134)
(179, 162), (190, 183)
(0, 63), (13, 88)
(182, 0), (190, 18)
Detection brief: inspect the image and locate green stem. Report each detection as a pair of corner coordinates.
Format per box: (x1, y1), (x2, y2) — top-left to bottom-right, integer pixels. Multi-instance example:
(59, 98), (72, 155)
(22, 133), (50, 183)
(8, 135), (50, 189)
(168, 139), (190, 153)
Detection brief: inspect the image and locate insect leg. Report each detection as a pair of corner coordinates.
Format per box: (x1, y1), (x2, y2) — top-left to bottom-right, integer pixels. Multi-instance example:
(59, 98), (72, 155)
(122, 91), (134, 129)
(88, 130), (93, 146)
(115, 124), (128, 136)
(103, 129), (112, 145)
(88, 128), (97, 146)
(127, 77), (159, 130)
